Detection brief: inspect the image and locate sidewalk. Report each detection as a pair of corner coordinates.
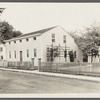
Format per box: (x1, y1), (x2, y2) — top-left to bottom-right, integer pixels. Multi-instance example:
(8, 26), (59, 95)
(0, 67), (100, 82)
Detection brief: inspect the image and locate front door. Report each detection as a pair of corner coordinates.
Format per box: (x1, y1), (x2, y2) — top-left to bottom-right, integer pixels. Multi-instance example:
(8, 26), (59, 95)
(20, 51), (23, 61)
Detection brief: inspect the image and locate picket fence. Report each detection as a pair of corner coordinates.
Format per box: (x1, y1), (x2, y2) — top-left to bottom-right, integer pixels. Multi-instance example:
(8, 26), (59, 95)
(0, 61), (34, 70)
(0, 60), (100, 76)
(40, 62), (100, 76)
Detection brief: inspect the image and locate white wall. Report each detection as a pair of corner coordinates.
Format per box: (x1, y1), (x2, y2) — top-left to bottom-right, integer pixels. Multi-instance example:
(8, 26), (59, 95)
(41, 26), (83, 63)
(6, 35), (42, 66)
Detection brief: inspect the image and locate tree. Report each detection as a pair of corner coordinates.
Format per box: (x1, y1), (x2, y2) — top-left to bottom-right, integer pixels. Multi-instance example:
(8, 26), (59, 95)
(69, 22), (100, 62)
(0, 21), (22, 42)
(12, 31), (22, 38)
(0, 8), (5, 15)
(0, 8), (22, 42)
(69, 51), (74, 62)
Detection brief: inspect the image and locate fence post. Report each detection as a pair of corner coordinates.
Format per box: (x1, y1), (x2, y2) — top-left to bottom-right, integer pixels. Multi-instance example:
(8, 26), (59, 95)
(31, 58), (34, 69)
(38, 58), (41, 71)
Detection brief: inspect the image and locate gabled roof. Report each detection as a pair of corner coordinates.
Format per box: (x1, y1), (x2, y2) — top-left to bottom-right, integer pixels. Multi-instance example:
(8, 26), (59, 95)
(5, 26), (74, 42)
(5, 26), (57, 42)
(17, 26), (57, 38)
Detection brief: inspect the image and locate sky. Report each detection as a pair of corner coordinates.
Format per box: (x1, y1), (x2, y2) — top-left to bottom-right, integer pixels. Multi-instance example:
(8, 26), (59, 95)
(0, 3), (100, 34)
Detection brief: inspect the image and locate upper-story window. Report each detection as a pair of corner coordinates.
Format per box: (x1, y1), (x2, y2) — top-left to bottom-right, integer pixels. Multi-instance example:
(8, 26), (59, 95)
(14, 41), (16, 43)
(26, 38), (29, 42)
(1, 56), (3, 60)
(20, 40), (22, 42)
(52, 34), (55, 42)
(63, 35), (66, 43)
(33, 37), (36, 40)
(0, 47), (3, 52)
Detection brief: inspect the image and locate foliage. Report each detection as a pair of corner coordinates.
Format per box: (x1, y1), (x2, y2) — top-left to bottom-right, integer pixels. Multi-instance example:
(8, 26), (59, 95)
(83, 52), (88, 62)
(68, 51), (74, 62)
(12, 31), (22, 38)
(0, 8), (5, 15)
(0, 21), (22, 43)
(70, 22), (100, 58)
(47, 47), (59, 62)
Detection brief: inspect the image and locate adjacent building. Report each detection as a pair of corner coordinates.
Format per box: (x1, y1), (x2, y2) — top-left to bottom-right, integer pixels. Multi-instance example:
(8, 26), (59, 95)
(0, 42), (6, 61)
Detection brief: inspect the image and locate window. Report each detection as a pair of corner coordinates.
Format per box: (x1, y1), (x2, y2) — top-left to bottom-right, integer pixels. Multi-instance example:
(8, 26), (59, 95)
(20, 40), (22, 42)
(47, 47), (50, 61)
(46, 47), (50, 57)
(27, 49), (29, 58)
(26, 38), (29, 41)
(63, 35), (66, 43)
(34, 49), (37, 57)
(47, 47), (50, 52)
(14, 41), (16, 43)
(33, 37), (36, 40)
(14, 51), (16, 58)
(52, 34), (55, 42)
(20, 51), (23, 61)
(9, 51), (11, 58)
(9, 42), (11, 44)
(74, 51), (76, 58)
(1, 56), (3, 60)
(0, 47), (3, 52)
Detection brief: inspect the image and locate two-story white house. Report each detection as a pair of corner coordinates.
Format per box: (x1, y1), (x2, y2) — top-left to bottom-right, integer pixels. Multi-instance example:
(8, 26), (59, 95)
(5, 26), (83, 66)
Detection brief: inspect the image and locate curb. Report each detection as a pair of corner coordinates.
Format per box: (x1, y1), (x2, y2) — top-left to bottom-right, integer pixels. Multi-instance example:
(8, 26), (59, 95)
(0, 68), (100, 82)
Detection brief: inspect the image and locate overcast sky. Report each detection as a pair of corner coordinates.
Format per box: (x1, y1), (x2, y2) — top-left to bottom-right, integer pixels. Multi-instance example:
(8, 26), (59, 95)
(0, 3), (100, 34)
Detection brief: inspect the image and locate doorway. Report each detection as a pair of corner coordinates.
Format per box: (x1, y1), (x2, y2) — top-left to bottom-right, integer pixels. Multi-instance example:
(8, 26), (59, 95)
(20, 51), (23, 61)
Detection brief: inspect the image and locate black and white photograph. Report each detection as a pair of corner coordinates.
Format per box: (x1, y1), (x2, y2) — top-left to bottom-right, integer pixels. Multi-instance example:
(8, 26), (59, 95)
(0, 3), (100, 97)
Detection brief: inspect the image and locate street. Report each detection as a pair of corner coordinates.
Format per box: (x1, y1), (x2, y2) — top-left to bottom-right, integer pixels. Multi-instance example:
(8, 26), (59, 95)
(0, 70), (100, 93)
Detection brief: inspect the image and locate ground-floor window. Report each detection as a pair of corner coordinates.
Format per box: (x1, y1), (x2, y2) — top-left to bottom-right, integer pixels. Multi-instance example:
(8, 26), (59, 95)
(9, 51), (11, 58)
(14, 51), (16, 58)
(27, 49), (29, 58)
(20, 51), (23, 61)
(34, 49), (37, 57)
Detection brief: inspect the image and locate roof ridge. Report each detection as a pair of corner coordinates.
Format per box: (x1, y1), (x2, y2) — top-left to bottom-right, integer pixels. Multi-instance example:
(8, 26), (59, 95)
(18, 26), (57, 38)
